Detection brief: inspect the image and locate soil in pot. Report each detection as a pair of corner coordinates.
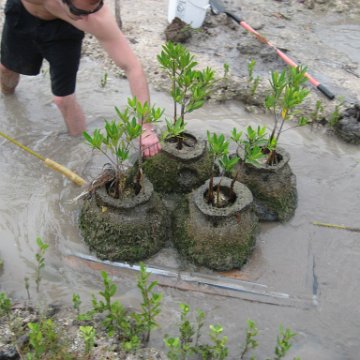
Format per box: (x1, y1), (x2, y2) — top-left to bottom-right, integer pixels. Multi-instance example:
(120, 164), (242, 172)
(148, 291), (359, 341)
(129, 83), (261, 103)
(143, 132), (213, 194)
(79, 177), (169, 262)
(231, 147), (297, 222)
(172, 177), (258, 271)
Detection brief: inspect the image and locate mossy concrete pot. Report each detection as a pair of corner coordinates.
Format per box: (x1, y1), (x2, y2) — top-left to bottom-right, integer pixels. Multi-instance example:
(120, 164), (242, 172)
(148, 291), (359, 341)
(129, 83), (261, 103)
(79, 177), (168, 262)
(172, 177), (258, 271)
(232, 147), (297, 222)
(143, 132), (212, 194)
(333, 104), (360, 144)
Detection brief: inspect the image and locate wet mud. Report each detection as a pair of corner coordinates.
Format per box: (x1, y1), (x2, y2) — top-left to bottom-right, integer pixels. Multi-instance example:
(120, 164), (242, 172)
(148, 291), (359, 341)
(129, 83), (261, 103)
(1, 0), (360, 358)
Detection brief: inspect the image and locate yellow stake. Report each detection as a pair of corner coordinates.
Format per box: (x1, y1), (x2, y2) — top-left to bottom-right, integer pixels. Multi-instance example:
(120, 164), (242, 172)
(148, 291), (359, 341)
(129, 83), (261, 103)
(0, 131), (87, 186)
(312, 221), (360, 233)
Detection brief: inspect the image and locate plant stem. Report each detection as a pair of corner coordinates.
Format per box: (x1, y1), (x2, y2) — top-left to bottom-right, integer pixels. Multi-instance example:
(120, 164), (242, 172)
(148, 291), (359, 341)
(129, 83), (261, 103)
(275, 117), (286, 144)
(216, 176), (223, 207)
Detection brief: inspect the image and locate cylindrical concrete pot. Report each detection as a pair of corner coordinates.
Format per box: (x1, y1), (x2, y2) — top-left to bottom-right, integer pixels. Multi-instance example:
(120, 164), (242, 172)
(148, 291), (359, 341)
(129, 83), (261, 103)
(79, 177), (168, 262)
(143, 132), (213, 194)
(172, 177), (258, 271)
(232, 147), (297, 222)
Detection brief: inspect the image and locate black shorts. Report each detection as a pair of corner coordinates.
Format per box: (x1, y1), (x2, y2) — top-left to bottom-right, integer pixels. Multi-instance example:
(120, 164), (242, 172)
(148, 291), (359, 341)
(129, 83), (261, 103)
(0, 0), (85, 96)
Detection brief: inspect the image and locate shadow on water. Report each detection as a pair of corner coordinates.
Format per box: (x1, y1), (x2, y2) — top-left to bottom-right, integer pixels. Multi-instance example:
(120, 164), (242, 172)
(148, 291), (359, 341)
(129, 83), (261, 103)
(0, 58), (360, 358)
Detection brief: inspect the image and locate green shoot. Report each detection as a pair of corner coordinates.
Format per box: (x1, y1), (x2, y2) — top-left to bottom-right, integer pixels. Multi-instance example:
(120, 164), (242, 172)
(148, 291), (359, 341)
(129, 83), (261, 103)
(35, 237), (48, 293)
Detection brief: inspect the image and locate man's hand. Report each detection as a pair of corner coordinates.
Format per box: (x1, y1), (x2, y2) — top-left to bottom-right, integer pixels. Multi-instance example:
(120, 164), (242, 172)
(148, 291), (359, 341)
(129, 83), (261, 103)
(141, 123), (161, 158)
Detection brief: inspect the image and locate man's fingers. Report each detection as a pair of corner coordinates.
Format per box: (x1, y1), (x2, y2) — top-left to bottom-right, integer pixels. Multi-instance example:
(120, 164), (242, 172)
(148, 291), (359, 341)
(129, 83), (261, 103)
(142, 141), (161, 158)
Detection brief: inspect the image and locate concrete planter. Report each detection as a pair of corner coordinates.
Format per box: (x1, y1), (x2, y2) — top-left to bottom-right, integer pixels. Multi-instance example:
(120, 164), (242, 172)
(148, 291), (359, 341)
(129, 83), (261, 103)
(333, 104), (360, 144)
(143, 132), (212, 194)
(232, 147), (297, 222)
(172, 177), (258, 271)
(79, 177), (168, 262)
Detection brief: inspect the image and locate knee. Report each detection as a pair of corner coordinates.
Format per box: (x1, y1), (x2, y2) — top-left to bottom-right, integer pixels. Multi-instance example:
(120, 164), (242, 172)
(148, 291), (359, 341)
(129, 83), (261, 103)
(0, 64), (20, 94)
(53, 94), (73, 111)
(53, 95), (64, 108)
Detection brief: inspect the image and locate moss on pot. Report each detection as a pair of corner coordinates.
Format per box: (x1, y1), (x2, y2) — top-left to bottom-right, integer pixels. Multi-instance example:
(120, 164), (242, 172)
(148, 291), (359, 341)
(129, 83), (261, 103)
(233, 147), (297, 222)
(172, 178), (258, 271)
(143, 134), (213, 194)
(79, 178), (168, 263)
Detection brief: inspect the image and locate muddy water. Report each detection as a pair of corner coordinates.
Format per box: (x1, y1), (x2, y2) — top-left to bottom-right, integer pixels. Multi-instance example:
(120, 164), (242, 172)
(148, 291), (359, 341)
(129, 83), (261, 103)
(1, 54), (360, 359)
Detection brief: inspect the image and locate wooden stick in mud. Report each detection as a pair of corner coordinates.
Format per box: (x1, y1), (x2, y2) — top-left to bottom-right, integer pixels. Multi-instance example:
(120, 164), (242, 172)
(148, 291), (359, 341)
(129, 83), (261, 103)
(0, 131), (87, 187)
(312, 221), (360, 233)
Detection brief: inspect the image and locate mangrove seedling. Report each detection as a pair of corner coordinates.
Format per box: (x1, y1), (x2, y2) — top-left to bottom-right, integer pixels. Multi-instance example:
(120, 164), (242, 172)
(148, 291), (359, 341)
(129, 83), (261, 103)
(35, 237), (48, 293)
(199, 324), (228, 360)
(0, 292), (12, 318)
(26, 318), (75, 359)
(231, 125), (268, 167)
(164, 303), (205, 359)
(157, 41), (217, 149)
(206, 131), (240, 207)
(310, 99), (325, 123)
(229, 125), (268, 189)
(247, 59), (261, 96)
(328, 96), (345, 127)
(274, 325), (297, 359)
(240, 320), (258, 359)
(265, 65), (310, 165)
(72, 293), (82, 315)
(100, 72), (108, 88)
(83, 96), (163, 198)
(79, 325), (96, 356)
(136, 262), (163, 344)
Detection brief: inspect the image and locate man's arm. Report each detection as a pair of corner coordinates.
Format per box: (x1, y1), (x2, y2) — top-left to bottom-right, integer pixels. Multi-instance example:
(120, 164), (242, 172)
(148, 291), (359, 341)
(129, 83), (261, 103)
(46, 4), (159, 155)
(73, 5), (150, 103)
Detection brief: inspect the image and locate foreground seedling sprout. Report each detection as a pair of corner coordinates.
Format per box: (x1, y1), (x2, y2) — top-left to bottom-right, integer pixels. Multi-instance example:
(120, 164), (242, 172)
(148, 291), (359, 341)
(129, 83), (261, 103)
(0, 262), (299, 358)
(35, 237), (48, 293)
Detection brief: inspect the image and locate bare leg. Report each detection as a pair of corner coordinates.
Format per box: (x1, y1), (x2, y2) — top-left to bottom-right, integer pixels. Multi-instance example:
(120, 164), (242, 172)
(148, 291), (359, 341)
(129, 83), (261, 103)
(0, 64), (20, 94)
(53, 93), (86, 137)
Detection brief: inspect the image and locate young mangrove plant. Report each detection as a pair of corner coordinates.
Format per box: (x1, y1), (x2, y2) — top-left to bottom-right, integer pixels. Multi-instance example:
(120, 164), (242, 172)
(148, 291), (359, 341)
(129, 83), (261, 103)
(1, 280), (300, 359)
(0, 292), (12, 318)
(310, 99), (325, 123)
(72, 293), (82, 316)
(83, 96), (163, 198)
(247, 58), (261, 96)
(135, 262), (163, 344)
(265, 65), (310, 165)
(274, 325), (298, 360)
(206, 131), (240, 207)
(230, 125), (268, 186)
(26, 318), (75, 360)
(77, 265), (162, 352)
(328, 96), (346, 127)
(79, 325), (96, 357)
(35, 237), (48, 293)
(100, 71), (108, 88)
(240, 320), (258, 359)
(164, 303), (206, 360)
(157, 41), (216, 149)
(77, 270), (141, 351)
